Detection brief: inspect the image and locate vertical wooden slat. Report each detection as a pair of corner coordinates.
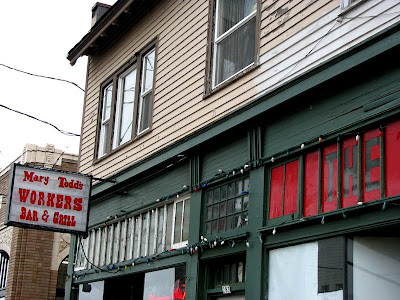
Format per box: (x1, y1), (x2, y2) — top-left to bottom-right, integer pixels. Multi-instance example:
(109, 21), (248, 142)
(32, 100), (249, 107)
(100, 226), (107, 266)
(120, 219), (128, 261)
(88, 230), (96, 267)
(106, 224), (114, 265)
(162, 205), (167, 251)
(94, 228), (101, 266)
(113, 222), (121, 264)
(145, 212), (150, 256)
(129, 217), (135, 260)
(137, 214), (143, 258)
(83, 235), (89, 269)
(153, 208), (159, 255)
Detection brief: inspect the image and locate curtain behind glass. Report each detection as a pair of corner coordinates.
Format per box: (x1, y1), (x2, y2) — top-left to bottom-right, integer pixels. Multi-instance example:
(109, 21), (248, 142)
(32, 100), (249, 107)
(214, 0), (256, 86)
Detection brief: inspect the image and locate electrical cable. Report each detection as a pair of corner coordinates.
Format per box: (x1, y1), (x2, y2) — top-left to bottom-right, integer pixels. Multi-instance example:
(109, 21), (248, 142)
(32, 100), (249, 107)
(0, 63), (84, 92)
(0, 103), (80, 137)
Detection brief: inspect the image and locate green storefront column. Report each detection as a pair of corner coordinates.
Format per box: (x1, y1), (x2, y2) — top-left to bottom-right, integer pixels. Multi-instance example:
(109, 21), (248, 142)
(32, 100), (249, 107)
(245, 166), (265, 299)
(185, 190), (202, 300)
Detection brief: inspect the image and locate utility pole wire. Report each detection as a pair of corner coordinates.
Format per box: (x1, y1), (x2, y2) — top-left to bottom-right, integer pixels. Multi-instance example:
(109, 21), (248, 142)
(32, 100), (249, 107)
(0, 104), (80, 137)
(0, 63), (85, 92)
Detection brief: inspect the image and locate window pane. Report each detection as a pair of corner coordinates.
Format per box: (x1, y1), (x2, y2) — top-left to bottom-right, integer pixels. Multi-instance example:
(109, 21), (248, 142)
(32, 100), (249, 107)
(235, 180), (243, 195)
(102, 83), (113, 121)
(142, 49), (155, 93)
(221, 185), (227, 200)
(207, 206), (212, 221)
(182, 199), (190, 242)
(98, 123), (108, 158)
(207, 190), (213, 205)
(113, 68), (136, 148)
(214, 17), (256, 85)
(174, 202), (183, 243)
(220, 201), (226, 217)
(137, 92), (152, 133)
(216, 0), (257, 37)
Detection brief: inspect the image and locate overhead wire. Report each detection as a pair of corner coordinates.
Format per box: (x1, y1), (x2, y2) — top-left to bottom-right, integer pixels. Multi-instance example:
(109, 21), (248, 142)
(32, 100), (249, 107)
(0, 63), (85, 92)
(0, 103), (80, 137)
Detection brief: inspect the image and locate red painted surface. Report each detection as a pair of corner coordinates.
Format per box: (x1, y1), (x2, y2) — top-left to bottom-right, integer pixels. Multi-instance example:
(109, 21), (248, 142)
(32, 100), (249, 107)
(386, 120), (400, 197)
(342, 137), (358, 208)
(322, 144), (337, 213)
(363, 129), (381, 202)
(284, 160), (299, 215)
(269, 165), (284, 219)
(304, 151), (319, 217)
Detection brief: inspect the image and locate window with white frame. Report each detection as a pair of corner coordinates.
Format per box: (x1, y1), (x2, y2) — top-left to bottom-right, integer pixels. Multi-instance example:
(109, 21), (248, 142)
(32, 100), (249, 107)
(75, 196), (190, 270)
(0, 251), (9, 298)
(210, 0), (258, 89)
(96, 42), (156, 159)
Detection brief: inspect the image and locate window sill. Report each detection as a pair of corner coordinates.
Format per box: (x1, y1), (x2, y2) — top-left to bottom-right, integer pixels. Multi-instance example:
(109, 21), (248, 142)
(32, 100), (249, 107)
(203, 62), (259, 100)
(93, 128), (152, 166)
(338, 0), (364, 16)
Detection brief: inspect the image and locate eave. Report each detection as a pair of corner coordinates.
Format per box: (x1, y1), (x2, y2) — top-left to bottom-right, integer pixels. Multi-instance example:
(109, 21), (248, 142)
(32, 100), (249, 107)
(67, 0), (158, 65)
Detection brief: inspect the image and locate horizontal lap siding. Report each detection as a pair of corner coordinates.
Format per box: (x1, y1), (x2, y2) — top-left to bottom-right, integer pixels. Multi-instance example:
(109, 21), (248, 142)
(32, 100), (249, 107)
(79, 0), (400, 179)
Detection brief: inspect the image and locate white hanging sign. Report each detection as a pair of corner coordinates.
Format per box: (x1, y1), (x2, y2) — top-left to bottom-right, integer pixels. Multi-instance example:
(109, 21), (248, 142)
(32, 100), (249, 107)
(5, 164), (91, 234)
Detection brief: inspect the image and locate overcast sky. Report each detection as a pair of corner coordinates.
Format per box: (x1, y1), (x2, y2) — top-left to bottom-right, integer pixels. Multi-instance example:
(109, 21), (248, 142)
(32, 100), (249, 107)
(0, 0), (117, 170)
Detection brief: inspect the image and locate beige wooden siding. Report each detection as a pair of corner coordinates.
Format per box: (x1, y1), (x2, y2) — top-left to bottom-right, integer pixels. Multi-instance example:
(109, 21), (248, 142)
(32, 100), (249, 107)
(79, 0), (400, 178)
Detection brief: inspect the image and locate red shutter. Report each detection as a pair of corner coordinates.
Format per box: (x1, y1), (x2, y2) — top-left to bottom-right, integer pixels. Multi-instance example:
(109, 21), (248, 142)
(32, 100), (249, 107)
(269, 165), (284, 219)
(284, 160), (299, 215)
(363, 129), (380, 202)
(304, 151), (319, 217)
(322, 144), (337, 213)
(385, 120), (400, 197)
(342, 137), (358, 208)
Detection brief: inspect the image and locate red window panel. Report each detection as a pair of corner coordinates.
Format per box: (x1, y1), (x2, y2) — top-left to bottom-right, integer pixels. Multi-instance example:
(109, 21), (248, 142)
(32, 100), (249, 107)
(322, 144), (338, 213)
(304, 151), (319, 217)
(385, 120), (400, 197)
(283, 160), (299, 215)
(269, 165), (284, 219)
(342, 137), (358, 208)
(363, 129), (380, 202)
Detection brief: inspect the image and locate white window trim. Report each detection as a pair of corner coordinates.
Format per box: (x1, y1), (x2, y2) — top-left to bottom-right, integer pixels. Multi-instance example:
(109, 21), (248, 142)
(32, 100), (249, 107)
(137, 49), (155, 135)
(212, 1), (257, 89)
(171, 196), (190, 249)
(112, 65), (137, 150)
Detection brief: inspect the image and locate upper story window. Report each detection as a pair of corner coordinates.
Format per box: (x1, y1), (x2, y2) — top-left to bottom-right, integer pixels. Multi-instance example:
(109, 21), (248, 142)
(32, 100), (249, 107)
(96, 43), (156, 159)
(206, 0), (259, 92)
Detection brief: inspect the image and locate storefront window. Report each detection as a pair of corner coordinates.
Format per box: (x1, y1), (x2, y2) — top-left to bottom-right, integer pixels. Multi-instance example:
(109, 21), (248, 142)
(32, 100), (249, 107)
(268, 236), (400, 300)
(205, 178), (249, 235)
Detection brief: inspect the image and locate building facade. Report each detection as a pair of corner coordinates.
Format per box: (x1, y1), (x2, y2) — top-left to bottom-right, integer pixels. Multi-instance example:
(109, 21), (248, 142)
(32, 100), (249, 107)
(67, 0), (400, 299)
(0, 144), (78, 299)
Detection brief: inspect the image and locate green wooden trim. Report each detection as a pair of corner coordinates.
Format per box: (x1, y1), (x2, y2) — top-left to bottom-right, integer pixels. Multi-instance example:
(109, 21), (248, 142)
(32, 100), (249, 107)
(90, 21), (400, 199)
(260, 198), (400, 249)
(73, 254), (188, 284)
(64, 234), (77, 300)
(244, 168), (264, 299)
